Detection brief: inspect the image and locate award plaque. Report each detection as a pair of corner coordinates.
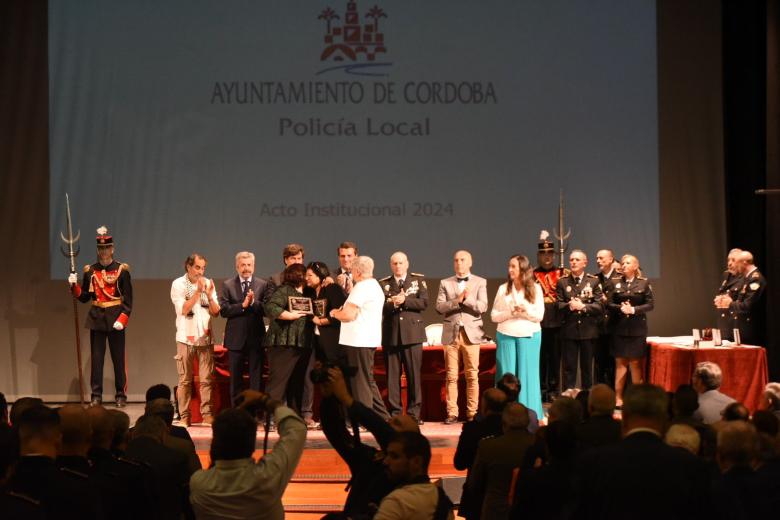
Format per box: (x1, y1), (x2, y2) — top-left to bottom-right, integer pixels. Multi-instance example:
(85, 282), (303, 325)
(288, 296), (313, 314)
(313, 298), (327, 318)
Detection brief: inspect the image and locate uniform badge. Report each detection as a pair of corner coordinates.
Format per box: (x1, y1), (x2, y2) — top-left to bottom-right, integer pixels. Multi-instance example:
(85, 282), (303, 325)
(749, 282), (759, 291)
(421, 280), (427, 289)
(566, 286), (572, 292)
(384, 284), (390, 291)
(615, 283), (621, 289)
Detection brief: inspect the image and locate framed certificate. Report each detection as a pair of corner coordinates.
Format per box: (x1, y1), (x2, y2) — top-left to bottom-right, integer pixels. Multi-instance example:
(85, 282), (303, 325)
(288, 296), (313, 314)
(313, 298), (327, 318)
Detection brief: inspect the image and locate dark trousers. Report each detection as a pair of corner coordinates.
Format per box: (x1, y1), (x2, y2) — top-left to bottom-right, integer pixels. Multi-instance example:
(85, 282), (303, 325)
(345, 346), (389, 420)
(540, 327), (561, 394)
(594, 334), (615, 387)
(561, 338), (594, 390)
(266, 346), (312, 417)
(384, 343), (423, 419)
(228, 343), (264, 406)
(90, 329), (127, 400)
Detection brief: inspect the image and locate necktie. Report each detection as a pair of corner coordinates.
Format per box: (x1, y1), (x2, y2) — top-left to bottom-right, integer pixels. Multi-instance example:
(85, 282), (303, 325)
(457, 277), (469, 283)
(398, 278), (405, 290)
(242, 281), (249, 295)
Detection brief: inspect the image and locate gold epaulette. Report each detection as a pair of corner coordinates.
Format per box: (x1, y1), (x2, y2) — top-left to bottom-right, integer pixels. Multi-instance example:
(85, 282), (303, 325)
(586, 274), (598, 279)
(120, 262), (130, 272)
(378, 276), (391, 282)
(410, 272), (425, 277)
(83, 264), (91, 273)
(751, 271), (760, 279)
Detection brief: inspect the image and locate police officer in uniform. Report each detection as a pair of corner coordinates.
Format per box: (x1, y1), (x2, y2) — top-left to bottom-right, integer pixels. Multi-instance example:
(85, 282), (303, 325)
(69, 227), (133, 407)
(380, 251), (428, 424)
(604, 254), (654, 407)
(718, 250), (767, 346)
(556, 250), (604, 391)
(533, 232), (568, 401)
(594, 249), (618, 387)
(713, 248), (743, 341)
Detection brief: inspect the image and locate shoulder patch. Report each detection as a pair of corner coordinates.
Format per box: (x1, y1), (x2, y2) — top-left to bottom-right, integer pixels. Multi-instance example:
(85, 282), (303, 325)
(751, 271), (760, 279)
(83, 264), (91, 273)
(121, 263), (130, 272)
(749, 282), (760, 291)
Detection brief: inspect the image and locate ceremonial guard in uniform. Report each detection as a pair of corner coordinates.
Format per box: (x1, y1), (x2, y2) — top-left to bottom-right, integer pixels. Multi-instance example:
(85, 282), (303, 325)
(380, 252), (428, 424)
(714, 248), (743, 341)
(594, 249), (618, 387)
(533, 232), (567, 400)
(556, 250), (604, 391)
(69, 227), (132, 407)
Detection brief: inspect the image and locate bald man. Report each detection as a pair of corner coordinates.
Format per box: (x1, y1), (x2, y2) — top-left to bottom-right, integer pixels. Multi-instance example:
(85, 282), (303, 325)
(436, 250), (488, 423)
(716, 251), (767, 345)
(379, 252), (429, 424)
(713, 248), (743, 341)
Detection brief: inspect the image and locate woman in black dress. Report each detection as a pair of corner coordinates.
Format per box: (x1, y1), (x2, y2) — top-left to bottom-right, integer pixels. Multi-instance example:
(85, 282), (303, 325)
(607, 254), (654, 406)
(305, 261), (348, 369)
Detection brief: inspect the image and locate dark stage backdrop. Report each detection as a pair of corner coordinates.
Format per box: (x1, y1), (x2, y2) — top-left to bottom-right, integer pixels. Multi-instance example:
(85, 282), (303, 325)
(0, 0), (760, 400)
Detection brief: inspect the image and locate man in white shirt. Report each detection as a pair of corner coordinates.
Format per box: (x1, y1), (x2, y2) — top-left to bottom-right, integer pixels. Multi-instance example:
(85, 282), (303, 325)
(374, 431), (454, 520)
(189, 390), (307, 519)
(330, 255), (389, 418)
(170, 253), (220, 426)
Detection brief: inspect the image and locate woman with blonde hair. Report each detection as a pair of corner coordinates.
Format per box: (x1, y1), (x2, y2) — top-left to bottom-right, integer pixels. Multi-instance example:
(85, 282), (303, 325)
(606, 254), (654, 406)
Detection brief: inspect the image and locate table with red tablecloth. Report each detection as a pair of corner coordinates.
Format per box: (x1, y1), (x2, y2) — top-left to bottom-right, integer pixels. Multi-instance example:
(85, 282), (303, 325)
(647, 341), (768, 412)
(188, 343), (498, 422)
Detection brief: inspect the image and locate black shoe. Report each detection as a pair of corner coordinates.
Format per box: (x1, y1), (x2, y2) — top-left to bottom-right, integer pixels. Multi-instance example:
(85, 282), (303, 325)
(444, 416), (458, 425)
(90, 398), (102, 407)
(115, 397), (127, 408)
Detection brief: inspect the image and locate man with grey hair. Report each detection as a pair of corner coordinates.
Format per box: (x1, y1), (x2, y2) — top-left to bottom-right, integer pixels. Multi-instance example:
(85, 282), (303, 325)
(665, 424), (701, 455)
(713, 248), (743, 341)
(692, 361), (736, 424)
(379, 251), (429, 423)
(331, 255), (389, 418)
(575, 384), (713, 518)
(716, 250), (767, 346)
(220, 251), (273, 405)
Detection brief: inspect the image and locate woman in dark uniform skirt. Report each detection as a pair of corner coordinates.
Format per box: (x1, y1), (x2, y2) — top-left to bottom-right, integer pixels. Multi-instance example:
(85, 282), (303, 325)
(606, 254), (654, 406)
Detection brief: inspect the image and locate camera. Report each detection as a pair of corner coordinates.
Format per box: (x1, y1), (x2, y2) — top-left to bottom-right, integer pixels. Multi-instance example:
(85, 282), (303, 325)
(310, 362), (357, 384)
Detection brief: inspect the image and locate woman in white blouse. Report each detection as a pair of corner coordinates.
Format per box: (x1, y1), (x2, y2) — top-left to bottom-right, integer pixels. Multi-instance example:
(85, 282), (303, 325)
(491, 254), (545, 418)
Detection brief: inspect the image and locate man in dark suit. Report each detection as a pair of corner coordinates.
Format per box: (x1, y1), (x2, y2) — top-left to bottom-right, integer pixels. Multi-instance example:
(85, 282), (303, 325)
(575, 384), (714, 519)
(466, 402), (535, 519)
(125, 415), (192, 519)
(576, 384), (621, 452)
(713, 248), (743, 341)
(334, 241), (359, 295)
(556, 250), (603, 391)
(380, 251), (428, 423)
(219, 251), (272, 405)
(266, 243), (304, 289)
